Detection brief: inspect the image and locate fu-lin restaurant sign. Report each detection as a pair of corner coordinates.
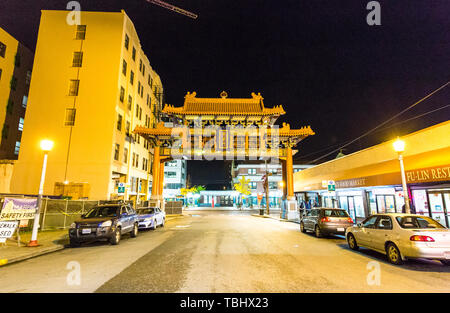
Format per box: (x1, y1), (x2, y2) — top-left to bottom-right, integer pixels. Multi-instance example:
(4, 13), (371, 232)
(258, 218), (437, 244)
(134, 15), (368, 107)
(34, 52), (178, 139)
(406, 164), (450, 183)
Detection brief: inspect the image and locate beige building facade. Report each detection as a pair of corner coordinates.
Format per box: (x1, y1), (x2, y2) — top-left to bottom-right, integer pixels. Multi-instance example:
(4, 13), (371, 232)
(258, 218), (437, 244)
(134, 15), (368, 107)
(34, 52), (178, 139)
(10, 10), (163, 200)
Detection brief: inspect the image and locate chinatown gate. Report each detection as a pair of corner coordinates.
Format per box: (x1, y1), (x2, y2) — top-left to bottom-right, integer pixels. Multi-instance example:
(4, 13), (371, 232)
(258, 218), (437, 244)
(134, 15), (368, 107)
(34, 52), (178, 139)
(134, 91), (314, 217)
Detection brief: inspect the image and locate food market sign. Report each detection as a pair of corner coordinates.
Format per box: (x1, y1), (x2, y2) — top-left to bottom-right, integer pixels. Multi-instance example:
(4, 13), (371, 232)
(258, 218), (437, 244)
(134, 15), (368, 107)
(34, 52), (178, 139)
(0, 198), (38, 221)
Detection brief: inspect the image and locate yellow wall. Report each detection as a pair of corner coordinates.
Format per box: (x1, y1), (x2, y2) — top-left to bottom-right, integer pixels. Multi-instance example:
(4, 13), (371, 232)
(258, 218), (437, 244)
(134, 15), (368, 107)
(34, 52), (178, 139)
(0, 28), (19, 151)
(10, 10), (161, 200)
(294, 120), (450, 191)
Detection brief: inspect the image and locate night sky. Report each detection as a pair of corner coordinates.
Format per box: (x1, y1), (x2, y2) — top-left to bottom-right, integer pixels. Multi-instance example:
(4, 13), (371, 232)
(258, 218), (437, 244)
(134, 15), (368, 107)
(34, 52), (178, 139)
(1, 0), (449, 188)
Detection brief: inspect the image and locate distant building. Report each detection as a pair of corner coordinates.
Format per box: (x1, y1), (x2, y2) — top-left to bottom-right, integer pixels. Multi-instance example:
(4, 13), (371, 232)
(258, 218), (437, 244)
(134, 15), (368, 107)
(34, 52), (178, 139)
(162, 159), (187, 200)
(0, 27), (33, 160)
(10, 10), (163, 200)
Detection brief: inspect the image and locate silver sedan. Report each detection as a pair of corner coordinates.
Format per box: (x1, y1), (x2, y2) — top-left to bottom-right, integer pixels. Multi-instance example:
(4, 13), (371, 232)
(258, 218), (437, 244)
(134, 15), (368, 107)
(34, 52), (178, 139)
(345, 213), (450, 265)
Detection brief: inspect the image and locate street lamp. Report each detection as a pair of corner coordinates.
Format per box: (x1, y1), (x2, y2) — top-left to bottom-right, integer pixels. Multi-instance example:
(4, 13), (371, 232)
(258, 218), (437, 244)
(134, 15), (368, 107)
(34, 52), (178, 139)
(279, 181), (285, 188)
(393, 137), (410, 214)
(28, 139), (54, 247)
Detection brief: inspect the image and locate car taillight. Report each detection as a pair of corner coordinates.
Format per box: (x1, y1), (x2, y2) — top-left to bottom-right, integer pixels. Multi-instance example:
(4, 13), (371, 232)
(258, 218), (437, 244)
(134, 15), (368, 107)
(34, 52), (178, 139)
(347, 217), (354, 224)
(410, 235), (435, 242)
(321, 217), (331, 223)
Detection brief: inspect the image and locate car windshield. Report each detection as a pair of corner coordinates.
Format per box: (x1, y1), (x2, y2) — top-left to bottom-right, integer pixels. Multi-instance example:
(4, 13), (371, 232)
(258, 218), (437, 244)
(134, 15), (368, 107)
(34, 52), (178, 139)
(85, 206), (119, 218)
(396, 216), (446, 229)
(323, 209), (349, 217)
(137, 208), (155, 215)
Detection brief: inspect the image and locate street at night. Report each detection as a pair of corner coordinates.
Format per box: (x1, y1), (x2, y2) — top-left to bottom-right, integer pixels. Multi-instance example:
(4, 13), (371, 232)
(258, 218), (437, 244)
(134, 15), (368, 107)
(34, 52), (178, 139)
(1, 211), (449, 293)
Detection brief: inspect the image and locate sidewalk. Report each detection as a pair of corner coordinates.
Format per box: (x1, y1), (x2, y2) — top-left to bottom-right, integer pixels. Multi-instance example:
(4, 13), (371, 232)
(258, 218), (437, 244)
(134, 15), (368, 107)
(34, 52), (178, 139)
(252, 213), (300, 224)
(0, 229), (68, 267)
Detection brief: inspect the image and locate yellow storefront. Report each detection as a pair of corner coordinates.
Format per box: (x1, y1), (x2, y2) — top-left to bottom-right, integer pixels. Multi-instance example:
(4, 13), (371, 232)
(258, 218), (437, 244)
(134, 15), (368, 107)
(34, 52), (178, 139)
(294, 121), (450, 226)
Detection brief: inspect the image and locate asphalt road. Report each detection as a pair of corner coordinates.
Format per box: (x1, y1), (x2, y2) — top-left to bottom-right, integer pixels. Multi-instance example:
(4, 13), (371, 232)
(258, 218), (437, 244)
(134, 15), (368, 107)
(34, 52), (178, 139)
(1, 210), (449, 293)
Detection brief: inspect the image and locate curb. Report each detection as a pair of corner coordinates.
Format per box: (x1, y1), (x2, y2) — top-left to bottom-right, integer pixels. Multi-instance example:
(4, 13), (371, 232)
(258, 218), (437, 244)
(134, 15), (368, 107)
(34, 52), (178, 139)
(0, 244), (65, 267)
(251, 214), (300, 224)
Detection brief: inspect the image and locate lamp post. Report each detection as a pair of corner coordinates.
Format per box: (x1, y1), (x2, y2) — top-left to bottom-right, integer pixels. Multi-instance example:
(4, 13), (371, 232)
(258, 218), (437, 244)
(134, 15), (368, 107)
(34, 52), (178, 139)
(393, 137), (410, 214)
(28, 139), (54, 247)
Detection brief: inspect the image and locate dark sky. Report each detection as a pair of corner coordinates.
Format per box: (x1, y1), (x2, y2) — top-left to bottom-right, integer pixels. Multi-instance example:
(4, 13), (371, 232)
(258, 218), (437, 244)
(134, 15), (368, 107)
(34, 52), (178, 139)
(1, 0), (449, 188)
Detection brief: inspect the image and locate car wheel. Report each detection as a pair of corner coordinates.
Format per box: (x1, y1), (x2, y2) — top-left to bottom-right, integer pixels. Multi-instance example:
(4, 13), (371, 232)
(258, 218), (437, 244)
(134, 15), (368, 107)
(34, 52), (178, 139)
(300, 222), (306, 233)
(386, 243), (403, 265)
(347, 233), (359, 251)
(314, 225), (323, 238)
(161, 218), (165, 227)
(70, 239), (80, 247)
(151, 219), (157, 230)
(130, 223), (138, 238)
(440, 260), (450, 266)
(110, 227), (121, 245)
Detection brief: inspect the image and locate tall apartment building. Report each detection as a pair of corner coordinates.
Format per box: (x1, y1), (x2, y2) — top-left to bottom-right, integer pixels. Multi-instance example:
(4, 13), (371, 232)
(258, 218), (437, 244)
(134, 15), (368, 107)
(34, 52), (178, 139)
(10, 10), (163, 200)
(0, 28), (33, 160)
(162, 159), (187, 200)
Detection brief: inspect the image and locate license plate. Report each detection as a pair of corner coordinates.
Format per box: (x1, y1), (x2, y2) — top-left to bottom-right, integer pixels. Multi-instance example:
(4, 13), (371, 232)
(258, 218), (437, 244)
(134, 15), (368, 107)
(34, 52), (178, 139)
(81, 228), (91, 234)
(337, 228), (345, 232)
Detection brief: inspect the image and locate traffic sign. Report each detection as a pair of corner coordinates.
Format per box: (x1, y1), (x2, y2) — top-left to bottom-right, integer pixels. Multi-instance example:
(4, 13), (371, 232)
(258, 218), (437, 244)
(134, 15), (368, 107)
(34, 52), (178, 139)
(118, 183), (125, 194)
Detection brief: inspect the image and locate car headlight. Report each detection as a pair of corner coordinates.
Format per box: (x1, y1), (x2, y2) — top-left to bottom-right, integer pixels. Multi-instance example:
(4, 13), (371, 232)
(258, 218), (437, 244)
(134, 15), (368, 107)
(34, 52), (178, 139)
(70, 223), (76, 229)
(99, 220), (112, 227)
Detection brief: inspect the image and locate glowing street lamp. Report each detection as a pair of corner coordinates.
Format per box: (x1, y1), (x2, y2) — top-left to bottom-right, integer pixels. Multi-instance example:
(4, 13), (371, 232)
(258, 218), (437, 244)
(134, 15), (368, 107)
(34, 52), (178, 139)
(28, 139), (54, 247)
(393, 137), (410, 214)
(279, 181), (285, 188)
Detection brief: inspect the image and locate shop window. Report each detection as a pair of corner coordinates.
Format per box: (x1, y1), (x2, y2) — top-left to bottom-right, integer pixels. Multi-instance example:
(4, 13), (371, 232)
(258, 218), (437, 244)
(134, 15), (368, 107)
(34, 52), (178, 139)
(412, 190), (429, 216)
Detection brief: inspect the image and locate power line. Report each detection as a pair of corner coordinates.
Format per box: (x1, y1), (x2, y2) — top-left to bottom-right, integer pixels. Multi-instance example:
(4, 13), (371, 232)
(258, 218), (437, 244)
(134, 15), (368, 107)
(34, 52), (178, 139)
(295, 103), (450, 161)
(309, 81), (449, 164)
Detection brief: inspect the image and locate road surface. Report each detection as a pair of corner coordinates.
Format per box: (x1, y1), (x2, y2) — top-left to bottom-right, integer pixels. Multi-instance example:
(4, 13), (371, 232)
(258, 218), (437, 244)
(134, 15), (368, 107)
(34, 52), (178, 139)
(1, 210), (449, 292)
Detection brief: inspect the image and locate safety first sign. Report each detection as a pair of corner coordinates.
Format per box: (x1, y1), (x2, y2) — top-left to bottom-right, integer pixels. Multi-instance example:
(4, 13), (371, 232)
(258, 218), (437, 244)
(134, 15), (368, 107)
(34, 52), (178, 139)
(0, 198), (37, 221)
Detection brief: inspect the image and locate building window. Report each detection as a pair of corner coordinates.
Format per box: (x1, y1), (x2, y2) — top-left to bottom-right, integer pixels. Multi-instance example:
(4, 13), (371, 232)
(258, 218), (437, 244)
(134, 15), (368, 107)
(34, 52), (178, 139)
(122, 60), (127, 76)
(130, 70), (134, 85)
(69, 79), (80, 96)
(136, 105), (139, 118)
(132, 152), (136, 167)
(65, 108), (76, 126)
(119, 86), (125, 102)
(124, 34), (129, 50)
(139, 59), (142, 72)
(0, 42), (6, 58)
(22, 95), (28, 108)
(72, 52), (83, 67)
(124, 148), (128, 163)
(142, 65), (145, 76)
(126, 121), (130, 134)
(0, 69), (2, 80)
(148, 74), (152, 87)
(135, 154), (139, 168)
(75, 25), (86, 40)
(249, 182), (257, 189)
(127, 95), (132, 110)
(248, 168), (256, 175)
(117, 114), (122, 131)
(25, 70), (31, 85)
(6, 98), (13, 114)
(2, 124), (9, 139)
(14, 53), (21, 67)
(139, 107), (142, 120)
(132, 47), (136, 61)
(10, 76), (17, 91)
(14, 141), (20, 155)
(114, 144), (120, 161)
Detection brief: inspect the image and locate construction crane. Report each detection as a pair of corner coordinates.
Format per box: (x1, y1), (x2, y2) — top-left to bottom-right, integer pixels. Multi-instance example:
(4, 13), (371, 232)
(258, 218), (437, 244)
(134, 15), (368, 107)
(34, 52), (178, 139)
(146, 0), (198, 19)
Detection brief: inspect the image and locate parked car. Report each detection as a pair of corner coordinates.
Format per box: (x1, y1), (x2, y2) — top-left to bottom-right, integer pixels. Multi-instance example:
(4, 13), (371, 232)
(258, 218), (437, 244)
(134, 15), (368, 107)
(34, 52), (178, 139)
(346, 213), (450, 265)
(137, 207), (165, 230)
(300, 208), (354, 237)
(69, 203), (139, 246)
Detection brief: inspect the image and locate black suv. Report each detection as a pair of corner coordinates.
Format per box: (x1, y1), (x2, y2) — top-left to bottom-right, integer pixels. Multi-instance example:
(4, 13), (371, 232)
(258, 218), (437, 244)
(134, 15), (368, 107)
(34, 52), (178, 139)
(69, 203), (139, 246)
